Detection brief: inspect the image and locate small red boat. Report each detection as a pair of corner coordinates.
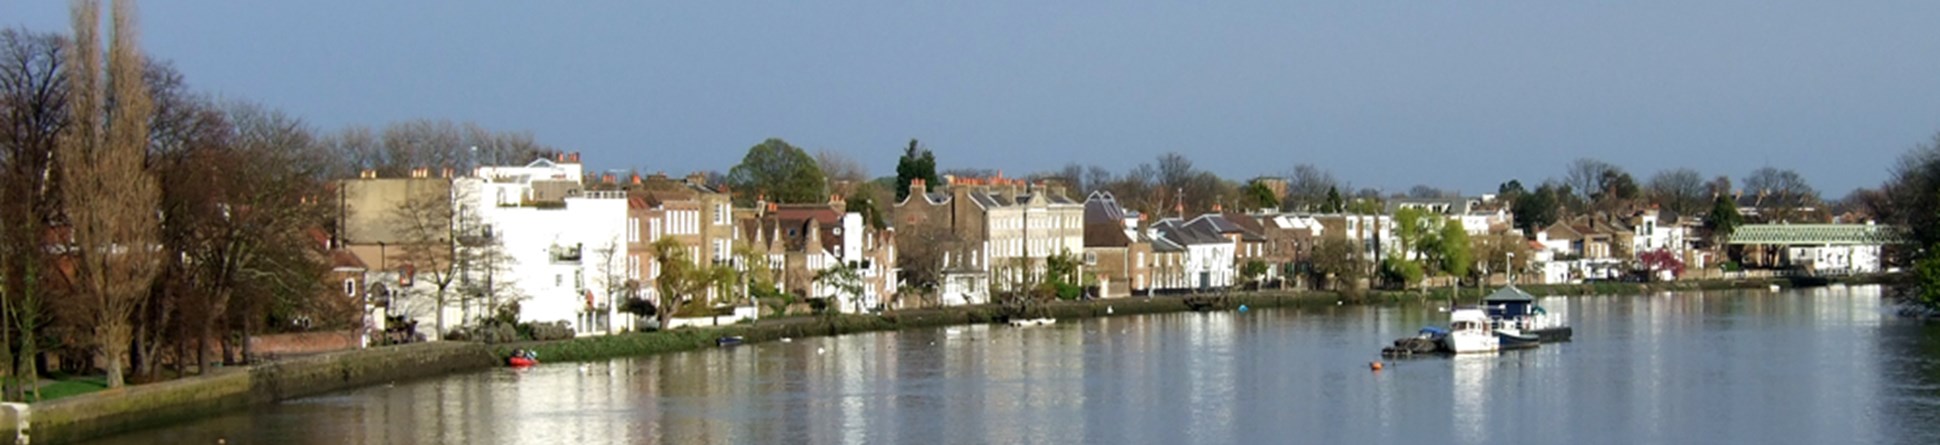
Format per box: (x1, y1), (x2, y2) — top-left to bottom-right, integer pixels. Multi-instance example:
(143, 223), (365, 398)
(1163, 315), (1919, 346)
(507, 349), (539, 367)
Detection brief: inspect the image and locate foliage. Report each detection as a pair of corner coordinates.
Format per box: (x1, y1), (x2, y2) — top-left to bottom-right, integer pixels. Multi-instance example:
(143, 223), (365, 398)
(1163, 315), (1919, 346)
(895, 139), (941, 202)
(1323, 186), (1345, 213)
(1240, 180), (1280, 212)
(650, 238), (729, 328)
(1380, 257), (1424, 290)
(1044, 250), (1085, 287)
(1704, 193), (1743, 247)
(1437, 221), (1471, 280)
(1240, 260), (1270, 290)
(727, 138), (826, 204)
(1513, 183), (1561, 233)
(1310, 237), (1366, 291)
(814, 262), (864, 312)
(845, 181), (889, 229)
(1638, 249), (1686, 280)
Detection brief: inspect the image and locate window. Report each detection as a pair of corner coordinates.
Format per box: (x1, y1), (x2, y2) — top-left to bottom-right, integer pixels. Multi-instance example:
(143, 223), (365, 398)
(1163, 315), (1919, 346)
(343, 279), (357, 297)
(628, 255), (641, 279)
(628, 217), (640, 243)
(1137, 252), (1146, 268)
(715, 203), (729, 225)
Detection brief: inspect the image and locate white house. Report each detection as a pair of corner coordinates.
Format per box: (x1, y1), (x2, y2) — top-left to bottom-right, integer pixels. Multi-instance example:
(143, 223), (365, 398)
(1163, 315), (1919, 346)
(1151, 217), (1236, 290)
(460, 158), (630, 335)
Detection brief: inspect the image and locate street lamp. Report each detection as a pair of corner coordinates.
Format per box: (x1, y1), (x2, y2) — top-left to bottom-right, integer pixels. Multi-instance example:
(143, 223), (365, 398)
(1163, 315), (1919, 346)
(1507, 252), (1516, 285)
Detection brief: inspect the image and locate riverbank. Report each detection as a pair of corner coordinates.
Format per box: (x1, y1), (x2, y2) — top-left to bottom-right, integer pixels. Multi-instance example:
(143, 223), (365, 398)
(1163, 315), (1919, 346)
(499, 290), (1353, 363)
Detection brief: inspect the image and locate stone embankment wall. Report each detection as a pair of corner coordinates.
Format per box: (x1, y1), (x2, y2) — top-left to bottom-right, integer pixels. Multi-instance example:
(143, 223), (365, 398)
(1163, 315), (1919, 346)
(21, 341), (495, 445)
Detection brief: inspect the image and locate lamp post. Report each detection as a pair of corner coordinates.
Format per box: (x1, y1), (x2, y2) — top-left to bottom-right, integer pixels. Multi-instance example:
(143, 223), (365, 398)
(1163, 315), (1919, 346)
(1507, 252), (1516, 285)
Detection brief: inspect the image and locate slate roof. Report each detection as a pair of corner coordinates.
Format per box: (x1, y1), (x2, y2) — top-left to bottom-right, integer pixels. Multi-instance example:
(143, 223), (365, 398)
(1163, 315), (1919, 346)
(1084, 191), (1128, 224)
(1085, 223), (1134, 248)
(1154, 219), (1228, 246)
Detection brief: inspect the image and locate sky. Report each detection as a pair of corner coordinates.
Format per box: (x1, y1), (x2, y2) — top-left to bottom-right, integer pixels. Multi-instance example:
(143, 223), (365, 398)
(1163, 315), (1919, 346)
(11, 1), (1940, 197)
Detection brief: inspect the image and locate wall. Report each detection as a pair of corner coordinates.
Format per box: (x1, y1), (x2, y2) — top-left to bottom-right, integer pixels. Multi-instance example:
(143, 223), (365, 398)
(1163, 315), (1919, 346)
(22, 342), (495, 445)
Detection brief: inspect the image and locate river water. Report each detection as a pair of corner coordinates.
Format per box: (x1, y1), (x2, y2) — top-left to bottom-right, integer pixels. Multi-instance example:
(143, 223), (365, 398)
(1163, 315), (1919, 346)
(81, 286), (1940, 445)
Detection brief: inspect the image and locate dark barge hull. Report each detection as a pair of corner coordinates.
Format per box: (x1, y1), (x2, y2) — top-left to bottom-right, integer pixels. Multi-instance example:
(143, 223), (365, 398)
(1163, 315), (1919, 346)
(1532, 327), (1572, 342)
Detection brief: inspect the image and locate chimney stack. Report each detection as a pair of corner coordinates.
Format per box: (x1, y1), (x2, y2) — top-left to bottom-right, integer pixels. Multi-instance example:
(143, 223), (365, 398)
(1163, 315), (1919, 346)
(686, 172), (707, 186)
(440, 167), (454, 178)
(602, 174), (617, 184)
(910, 178), (928, 198)
(359, 169), (376, 179)
(630, 173), (642, 185)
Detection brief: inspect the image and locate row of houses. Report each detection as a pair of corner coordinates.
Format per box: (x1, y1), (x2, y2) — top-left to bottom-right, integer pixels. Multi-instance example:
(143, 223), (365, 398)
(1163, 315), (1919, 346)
(330, 154), (1900, 338)
(334, 155), (895, 337)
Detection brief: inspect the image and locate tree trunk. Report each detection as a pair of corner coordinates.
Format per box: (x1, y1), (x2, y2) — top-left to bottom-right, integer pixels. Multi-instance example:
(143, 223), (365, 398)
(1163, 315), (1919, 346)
(97, 320), (130, 388)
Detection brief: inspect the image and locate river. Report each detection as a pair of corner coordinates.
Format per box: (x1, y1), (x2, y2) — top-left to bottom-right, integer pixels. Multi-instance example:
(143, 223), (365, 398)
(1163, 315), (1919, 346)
(80, 286), (1940, 445)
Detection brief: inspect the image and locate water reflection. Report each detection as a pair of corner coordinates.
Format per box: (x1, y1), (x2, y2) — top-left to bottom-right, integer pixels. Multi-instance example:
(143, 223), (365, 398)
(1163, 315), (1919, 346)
(77, 285), (1940, 445)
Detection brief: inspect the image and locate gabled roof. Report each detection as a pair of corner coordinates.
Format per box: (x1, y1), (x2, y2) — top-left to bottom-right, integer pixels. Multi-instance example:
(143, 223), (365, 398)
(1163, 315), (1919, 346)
(1084, 191), (1129, 225)
(1154, 219), (1228, 246)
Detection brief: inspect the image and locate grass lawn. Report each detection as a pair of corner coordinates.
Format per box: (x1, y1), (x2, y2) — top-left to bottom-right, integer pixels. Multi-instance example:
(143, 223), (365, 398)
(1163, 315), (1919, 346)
(30, 374), (108, 402)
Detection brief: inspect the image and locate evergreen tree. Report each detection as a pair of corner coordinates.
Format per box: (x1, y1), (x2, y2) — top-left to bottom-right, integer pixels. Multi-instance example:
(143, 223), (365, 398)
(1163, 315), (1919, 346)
(895, 139), (940, 201)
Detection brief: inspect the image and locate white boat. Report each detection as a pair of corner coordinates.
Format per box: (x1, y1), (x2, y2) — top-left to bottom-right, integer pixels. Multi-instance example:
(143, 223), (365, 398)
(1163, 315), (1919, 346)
(1007, 318), (1057, 327)
(1441, 309), (1500, 354)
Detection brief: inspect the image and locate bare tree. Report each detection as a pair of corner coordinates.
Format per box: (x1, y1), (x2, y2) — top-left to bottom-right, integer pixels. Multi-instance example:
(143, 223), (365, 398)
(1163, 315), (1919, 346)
(1083, 165), (1114, 196)
(0, 27), (66, 401)
(589, 239), (628, 334)
(1564, 158), (1616, 201)
(815, 148), (867, 197)
(1646, 168), (1707, 216)
(1283, 164), (1339, 212)
(58, 0), (161, 388)
(1742, 167), (1820, 223)
(895, 223), (964, 302)
(387, 185), (469, 337)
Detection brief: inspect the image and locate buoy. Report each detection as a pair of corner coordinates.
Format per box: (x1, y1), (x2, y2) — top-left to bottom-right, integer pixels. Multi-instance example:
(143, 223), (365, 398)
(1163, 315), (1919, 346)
(578, 364), (590, 374)
(1106, 306), (1114, 315)
(780, 337), (793, 343)
(1337, 301), (1344, 306)
(817, 347), (827, 355)
(1238, 305), (1249, 313)
(1370, 361), (1384, 371)
(1769, 284), (1781, 292)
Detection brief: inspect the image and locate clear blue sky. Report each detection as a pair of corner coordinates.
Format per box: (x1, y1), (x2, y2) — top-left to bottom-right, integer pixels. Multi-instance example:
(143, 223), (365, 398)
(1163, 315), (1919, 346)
(13, 1), (1940, 197)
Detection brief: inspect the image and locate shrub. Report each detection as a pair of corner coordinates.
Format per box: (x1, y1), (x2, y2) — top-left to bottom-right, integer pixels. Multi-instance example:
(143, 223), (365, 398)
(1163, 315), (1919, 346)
(523, 321), (576, 341)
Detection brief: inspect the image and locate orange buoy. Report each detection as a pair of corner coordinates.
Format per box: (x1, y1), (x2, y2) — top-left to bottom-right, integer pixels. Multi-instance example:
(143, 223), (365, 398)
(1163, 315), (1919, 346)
(1370, 361), (1384, 371)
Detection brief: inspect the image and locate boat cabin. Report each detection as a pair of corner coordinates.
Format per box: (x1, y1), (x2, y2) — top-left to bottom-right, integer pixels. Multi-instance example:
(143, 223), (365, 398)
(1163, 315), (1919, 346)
(1483, 286), (1542, 319)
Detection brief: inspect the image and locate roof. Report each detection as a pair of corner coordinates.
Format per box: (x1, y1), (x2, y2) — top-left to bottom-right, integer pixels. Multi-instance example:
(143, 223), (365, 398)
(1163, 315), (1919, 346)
(1725, 224), (1904, 246)
(1085, 223), (1133, 248)
(1220, 214), (1268, 242)
(1483, 286), (1536, 303)
(1084, 191), (1128, 224)
(1154, 219), (1228, 246)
